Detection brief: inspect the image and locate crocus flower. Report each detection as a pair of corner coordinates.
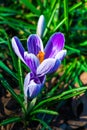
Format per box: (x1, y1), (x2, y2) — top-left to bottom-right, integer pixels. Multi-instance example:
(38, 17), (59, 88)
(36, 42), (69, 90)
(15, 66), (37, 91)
(11, 32), (66, 99)
(36, 15), (46, 37)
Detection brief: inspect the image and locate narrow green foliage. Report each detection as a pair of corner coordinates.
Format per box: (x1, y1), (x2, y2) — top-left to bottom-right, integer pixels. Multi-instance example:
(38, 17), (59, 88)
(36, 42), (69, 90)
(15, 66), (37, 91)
(30, 109), (58, 116)
(65, 45), (80, 55)
(53, 17), (67, 32)
(7, 32), (18, 70)
(32, 118), (52, 130)
(43, 1), (59, 37)
(0, 117), (21, 126)
(0, 61), (17, 80)
(34, 87), (87, 110)
(69, 2), (82, 12)
(18, 58), (24, 95)
(0, 37), (8, 44)
(20, 0), (40, 15)
(64, 0), (69, 31)
(27, 98), (37, 114)
(1, 79), (26, 113)
(0, 7), (22, 15)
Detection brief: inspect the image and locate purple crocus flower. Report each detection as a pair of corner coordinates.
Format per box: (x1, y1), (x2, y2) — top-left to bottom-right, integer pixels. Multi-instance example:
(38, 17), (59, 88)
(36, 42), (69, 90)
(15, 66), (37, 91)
(11, 32), (66, 99)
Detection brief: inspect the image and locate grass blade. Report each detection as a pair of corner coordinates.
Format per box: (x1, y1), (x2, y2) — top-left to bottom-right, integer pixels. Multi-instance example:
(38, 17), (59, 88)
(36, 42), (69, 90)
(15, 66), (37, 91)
(34, 87), (87, 110)
(0, 117), (21, 126)
(0, 61), (17, 80)
(20, 0), (40, 15)
(64, 0), (68, 31)
(53, 17), (67, 32)
(18, 58), (24, 95)
(43, 1), (59, 37)
(30, 109), (58, 116)
(1, 79), (26, 113)
(69, 2), (82, 12)
(32, 118), (52, 130)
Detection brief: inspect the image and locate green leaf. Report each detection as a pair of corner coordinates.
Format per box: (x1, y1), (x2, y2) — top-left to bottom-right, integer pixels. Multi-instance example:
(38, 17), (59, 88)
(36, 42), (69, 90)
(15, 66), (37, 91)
(65, 45), (80, 54)
(0, 7), (21, 14)
(27, 98), (37, 114)
(80, 41), (87, 46)
(1, 79), (26, 113)
(34, 87), (87, 110)
(30, 109), (58, 116)
(32, 118), (52, 130)
(2, 30), (18, 71)
(53, 17), (67, 32)
(69, 2), (82, 12)
(43, 1), (59, 37)
(0, 116), (21, 126)
(0, 38), (8, 45)
(18, 58), (24, 95)
(0, 17), (35, 32)
(64, 0), (69, 31)
(0, 61), (17, 80)
(61, 90), (85, 100)
(0, 74), (4, 80)
(20, 0), (40, 15)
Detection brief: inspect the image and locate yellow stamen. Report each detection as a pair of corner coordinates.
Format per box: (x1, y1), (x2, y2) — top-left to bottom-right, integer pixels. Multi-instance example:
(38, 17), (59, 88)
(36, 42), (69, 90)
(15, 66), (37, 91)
(37, 51), (45, 63)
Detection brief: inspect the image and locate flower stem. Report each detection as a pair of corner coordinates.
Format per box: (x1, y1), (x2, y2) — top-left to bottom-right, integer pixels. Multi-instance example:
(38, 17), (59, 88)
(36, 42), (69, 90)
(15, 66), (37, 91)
(18, 58), (24, 95)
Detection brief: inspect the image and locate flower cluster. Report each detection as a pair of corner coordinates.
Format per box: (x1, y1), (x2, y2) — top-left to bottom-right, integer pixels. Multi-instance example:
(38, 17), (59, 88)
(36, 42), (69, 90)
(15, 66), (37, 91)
(11, 32), (66, 100)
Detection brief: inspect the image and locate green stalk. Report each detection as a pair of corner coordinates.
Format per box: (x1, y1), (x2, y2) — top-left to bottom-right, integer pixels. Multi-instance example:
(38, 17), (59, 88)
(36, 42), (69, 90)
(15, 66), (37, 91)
(64, 0), (68, 31)
(1, 79), (26, 114)
(43, 1), (59, 38)
(18, 58), (24, 95)
(53, 17), (67, 32)
(69, 2), (82, 12)
(34, 86), (87, 110)
(3, 30), (18, 71)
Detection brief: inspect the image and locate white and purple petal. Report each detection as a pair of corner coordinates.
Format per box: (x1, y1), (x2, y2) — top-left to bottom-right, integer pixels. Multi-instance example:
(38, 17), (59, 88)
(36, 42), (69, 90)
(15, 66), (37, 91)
(24, 72), (31, 91)
(27, 34), (44, 55)
(45, 32), (65, 59)
(36, 58), (60, 77)
(48, 59), (61, 74)
(24, 52), (40, 73)
(55, 50), (67, 61)
(11, 36), (25, 63)
(24, 75), (46, 99)
(36, 15), (46, 37)
(24, 72), (35, 89)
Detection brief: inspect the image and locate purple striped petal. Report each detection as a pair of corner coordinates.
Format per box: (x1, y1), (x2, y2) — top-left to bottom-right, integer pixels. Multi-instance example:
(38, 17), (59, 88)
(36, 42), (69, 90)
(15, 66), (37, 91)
(24, 73), (46, 99)
(24, 72), (31, 99)
(12, 36), (25, 64)
(24, 72), (31, 91)
(37, 58), (60, 77)
(24, 52), (40, 73)
(45, 32), (65, 58)
(27, 34), (44, 55)
(27, 81), (42, 98)
(55, 50), (67, 61)
(48, 60), (61, 74)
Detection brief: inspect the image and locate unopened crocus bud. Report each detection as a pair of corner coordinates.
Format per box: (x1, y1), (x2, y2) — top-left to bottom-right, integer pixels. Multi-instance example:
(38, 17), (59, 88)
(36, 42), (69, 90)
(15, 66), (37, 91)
(36, 15), (46, 38)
